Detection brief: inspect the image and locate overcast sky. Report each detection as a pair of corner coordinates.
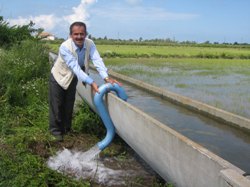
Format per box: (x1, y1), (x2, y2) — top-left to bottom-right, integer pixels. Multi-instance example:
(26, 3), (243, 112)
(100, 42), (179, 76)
(1, 0), (249, 43)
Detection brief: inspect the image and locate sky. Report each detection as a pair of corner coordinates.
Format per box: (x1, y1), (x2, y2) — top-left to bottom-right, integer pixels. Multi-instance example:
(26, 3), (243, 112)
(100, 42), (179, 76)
(0, 0), (250, 43)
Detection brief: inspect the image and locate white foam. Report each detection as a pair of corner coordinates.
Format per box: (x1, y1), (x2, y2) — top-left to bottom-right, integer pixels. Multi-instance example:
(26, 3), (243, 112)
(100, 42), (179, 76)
(47, 145), (136, 186)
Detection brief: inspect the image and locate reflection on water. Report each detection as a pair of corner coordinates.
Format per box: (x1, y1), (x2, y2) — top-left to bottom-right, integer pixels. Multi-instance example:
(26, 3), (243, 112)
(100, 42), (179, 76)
(90, 71), (250, 173)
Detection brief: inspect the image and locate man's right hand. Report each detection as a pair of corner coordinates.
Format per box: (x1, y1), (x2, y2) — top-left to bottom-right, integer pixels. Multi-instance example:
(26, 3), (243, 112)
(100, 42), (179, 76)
(91, 82), (99, 94)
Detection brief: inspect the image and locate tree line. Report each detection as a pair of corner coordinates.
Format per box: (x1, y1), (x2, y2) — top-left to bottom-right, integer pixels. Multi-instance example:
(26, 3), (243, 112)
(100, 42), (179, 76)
(1, 15), (248, 49)
(0, 16), (43, 48)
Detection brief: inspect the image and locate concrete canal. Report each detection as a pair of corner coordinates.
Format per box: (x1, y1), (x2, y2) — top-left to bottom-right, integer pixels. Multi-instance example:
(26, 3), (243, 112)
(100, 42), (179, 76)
(91, 70), (250, 174)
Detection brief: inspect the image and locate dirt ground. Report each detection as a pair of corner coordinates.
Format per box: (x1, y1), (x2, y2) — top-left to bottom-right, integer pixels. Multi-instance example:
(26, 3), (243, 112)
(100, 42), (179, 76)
(28, 132), (167, 187)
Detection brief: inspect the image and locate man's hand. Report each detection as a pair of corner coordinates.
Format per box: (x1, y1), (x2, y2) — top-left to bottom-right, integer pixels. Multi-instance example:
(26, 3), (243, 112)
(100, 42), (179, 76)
(104, 77), (122, 86)
(91, 82), (99, 94)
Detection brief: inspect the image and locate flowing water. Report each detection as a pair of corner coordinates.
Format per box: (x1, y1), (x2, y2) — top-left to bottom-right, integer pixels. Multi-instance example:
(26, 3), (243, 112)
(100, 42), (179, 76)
(47, 145), (148, 186)
(47, 145), (101, 180)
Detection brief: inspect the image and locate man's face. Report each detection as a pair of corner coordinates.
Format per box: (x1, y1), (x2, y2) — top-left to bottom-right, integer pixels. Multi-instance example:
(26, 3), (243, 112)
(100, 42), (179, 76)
(70, 25), (86, 48)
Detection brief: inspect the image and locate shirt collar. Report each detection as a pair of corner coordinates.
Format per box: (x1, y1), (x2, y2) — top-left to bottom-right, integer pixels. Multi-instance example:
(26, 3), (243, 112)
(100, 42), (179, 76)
(72, 39), (86, 52)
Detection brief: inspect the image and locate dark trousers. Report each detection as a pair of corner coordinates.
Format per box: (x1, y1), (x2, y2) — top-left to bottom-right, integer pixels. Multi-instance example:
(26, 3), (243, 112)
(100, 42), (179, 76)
(49, 74), (78, 135)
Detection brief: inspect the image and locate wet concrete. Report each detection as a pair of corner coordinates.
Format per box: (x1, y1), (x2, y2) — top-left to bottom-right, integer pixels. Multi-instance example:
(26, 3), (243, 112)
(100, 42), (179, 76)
(90, 70), (250, 174)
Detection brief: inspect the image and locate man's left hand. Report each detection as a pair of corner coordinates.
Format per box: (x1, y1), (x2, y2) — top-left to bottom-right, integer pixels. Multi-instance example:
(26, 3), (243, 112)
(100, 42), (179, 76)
(105, 77), (122, 86)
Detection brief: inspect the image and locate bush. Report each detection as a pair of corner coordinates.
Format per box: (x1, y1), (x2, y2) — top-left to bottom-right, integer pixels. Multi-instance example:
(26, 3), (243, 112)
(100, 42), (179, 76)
(0, 16), (36, 48)
(73, 103), (104, 137)
(0, 40), (50, 108)
(0, 39), (101, 186)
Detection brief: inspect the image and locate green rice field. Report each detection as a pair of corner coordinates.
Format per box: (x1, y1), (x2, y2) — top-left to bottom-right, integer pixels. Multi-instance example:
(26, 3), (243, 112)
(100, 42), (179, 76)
(49, 42), (250, 59)
(97, 44), (250, 59)
(49, 43), (250, 119)
(104, 57), (250, 119)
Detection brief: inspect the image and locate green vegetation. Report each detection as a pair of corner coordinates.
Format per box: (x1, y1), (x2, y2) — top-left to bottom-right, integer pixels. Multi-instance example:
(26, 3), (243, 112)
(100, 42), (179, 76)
(0, 18), (171, 186)
(97, 44), (250, 59)
(0, 18), (95, 186)
(105, 56), (250, 118)
(47, 39), (250, 118)
(0, 39), (91, 186)
(104, 57), (250, 72)
(0, 42), (170, 186)
(5, 16), (250, 186)
(0, 16), (37, 49)
(48, 40), (250, 60)
(91, 36), (250, 47)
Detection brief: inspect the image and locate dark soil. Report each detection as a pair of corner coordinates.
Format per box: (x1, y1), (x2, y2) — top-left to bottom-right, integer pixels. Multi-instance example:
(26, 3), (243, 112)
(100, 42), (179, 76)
(28, 132), (168, 187)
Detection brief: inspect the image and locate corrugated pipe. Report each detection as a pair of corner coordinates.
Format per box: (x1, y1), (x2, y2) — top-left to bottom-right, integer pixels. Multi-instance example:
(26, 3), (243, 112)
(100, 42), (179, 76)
(94, 83), (128, 150)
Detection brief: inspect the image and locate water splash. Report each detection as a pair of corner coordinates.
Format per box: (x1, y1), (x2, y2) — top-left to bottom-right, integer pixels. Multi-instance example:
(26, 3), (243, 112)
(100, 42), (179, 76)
(47, 145), (136, 186)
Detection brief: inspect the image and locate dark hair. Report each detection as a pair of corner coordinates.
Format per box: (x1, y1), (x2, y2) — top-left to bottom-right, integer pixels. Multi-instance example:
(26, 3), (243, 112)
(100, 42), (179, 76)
(69, 22), (87, 35)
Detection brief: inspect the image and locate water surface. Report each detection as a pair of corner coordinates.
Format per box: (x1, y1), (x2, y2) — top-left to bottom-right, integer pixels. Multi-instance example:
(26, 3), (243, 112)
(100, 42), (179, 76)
(90, 70), (250, 173)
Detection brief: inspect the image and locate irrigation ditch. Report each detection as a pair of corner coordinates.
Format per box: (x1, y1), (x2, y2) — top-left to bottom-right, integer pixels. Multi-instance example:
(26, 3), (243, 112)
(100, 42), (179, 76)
(48, 52), (250, 187)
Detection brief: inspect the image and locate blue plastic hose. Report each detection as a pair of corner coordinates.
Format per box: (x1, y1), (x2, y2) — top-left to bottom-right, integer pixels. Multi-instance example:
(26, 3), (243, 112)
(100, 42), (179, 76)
(94, 83), (128, 150)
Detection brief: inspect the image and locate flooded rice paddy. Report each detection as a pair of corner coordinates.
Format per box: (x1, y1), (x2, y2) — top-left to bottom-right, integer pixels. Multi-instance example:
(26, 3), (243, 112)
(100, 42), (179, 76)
(108, 61), (250, 119)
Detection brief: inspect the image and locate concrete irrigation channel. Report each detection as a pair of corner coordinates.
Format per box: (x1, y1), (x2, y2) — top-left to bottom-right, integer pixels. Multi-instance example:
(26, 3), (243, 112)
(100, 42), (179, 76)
(49, 53), (250, 187)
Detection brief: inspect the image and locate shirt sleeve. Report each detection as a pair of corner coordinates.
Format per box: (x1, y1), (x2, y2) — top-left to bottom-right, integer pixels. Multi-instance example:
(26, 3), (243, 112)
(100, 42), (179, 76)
(89, 43), (108, 79)
(59, 44), (94, 85)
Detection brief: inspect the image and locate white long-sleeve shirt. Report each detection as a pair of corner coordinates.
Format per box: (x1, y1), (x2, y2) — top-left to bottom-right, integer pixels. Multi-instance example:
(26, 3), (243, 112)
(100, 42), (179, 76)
(59, 39), (108, 85)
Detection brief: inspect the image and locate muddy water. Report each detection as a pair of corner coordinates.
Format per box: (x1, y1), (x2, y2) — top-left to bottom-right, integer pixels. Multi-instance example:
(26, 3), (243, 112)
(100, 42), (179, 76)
(91, 71), (250, 173)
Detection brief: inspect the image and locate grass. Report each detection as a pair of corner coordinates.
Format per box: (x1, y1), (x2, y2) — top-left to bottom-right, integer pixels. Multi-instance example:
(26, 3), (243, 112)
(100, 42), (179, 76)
(104, 57), (250, 67)
(0, 40), (172, 187)
(46, 42), (250, 118)
(47, 42), (250, 59)
(105, 57), (250, 118)
(104, 57), (250, 79)
(0, 40), (90, 186)
(97, 44), (250, 59)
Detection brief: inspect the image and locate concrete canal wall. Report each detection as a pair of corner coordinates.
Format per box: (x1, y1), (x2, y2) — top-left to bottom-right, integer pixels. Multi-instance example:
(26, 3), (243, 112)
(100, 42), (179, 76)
(49, 53), (250, 186)
(76, 82), (250, 187)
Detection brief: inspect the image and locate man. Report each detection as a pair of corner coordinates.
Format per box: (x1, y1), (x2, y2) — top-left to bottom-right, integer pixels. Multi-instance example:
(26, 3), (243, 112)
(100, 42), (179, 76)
(49, 21), (120, 141)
